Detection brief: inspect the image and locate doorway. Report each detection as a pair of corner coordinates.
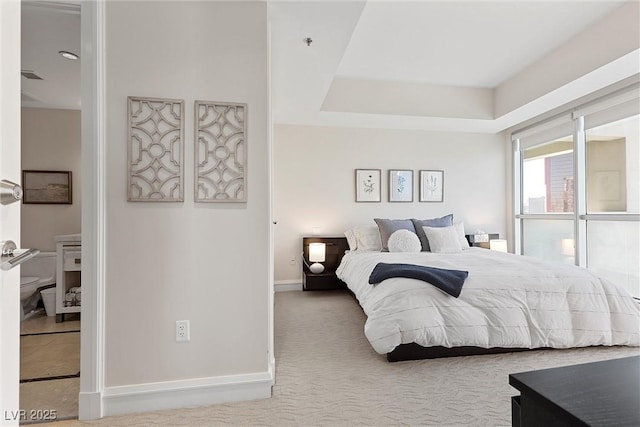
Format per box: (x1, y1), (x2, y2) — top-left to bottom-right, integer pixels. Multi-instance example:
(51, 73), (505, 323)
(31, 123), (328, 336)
(19, 1), (82, 422)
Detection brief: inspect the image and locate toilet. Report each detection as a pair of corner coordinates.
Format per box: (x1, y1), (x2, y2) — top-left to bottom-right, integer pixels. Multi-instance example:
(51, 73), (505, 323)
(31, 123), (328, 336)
(20, 276), (41, 302)
(20, 252), (56, 320)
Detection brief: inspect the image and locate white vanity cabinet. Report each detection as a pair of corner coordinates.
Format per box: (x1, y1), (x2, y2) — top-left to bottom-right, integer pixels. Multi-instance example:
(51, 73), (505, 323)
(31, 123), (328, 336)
(55, 234), (81, 322)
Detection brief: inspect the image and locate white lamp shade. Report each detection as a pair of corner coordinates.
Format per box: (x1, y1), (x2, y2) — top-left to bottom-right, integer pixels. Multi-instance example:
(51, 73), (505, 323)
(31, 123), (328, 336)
(489, 239), (508, 253)
(309, 243), (326, 262)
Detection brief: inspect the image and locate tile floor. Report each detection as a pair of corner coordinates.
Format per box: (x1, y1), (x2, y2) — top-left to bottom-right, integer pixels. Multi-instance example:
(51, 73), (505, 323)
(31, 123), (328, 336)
(20, 310), (80, 425)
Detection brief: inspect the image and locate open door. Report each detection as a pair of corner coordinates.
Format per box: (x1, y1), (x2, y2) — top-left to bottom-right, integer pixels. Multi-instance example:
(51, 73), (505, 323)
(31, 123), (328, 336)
(0, 0), (23, 425)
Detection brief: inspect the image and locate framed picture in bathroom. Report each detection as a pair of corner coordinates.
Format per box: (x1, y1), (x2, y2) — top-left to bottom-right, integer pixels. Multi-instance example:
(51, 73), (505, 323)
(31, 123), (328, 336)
(22, 170), (72, 204)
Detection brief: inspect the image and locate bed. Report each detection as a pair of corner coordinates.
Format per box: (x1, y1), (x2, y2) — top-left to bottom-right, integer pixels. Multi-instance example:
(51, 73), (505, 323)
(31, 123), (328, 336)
(336, 246), (640, 362)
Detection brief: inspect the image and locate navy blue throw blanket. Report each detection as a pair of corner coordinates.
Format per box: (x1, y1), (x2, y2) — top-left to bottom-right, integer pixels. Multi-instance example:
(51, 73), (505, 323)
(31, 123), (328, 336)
(368, 263), (469, 297)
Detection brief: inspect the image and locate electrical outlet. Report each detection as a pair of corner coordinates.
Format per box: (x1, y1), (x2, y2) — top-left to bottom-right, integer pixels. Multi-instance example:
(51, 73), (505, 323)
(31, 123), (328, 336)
(175, 320), (190, 343)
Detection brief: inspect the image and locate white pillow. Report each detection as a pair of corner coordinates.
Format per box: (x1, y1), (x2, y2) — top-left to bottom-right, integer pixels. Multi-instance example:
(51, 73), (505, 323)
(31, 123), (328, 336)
(422, 225), (462, 253)
(352, 226), (382, 251)
(344, 229), (357, 251)
(454, 222), (470, 250)
(387, 229), (422, 253)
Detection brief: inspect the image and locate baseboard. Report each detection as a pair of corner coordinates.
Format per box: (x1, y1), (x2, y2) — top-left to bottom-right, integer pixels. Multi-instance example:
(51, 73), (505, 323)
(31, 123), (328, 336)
(102, 371), (273, 417)
(78, 391), (103, 420)
(270, 359), (276, 376)
(274, 280), (302, 292)
(269, 356), (276, 385)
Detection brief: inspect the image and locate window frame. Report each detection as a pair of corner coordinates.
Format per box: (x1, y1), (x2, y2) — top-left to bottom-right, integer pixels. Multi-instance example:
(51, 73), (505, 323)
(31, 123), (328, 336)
(513, 85), (640, 272)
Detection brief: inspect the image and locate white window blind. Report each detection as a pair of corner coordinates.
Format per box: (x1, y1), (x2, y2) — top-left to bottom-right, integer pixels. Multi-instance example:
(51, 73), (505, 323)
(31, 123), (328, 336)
(511, 115), (574, 149)
(512, 83), (639, 148)
(581, 99), (640, 129)
(573, 84), (640, 128)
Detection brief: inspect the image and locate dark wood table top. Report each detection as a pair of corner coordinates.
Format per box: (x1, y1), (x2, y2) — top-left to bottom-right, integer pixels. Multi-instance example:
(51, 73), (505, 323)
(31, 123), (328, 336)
(509, 355), (640, 426)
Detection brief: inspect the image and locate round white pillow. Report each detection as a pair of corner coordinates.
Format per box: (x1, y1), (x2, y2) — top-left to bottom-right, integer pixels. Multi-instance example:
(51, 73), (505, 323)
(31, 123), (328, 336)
(387, 229), (421, 253)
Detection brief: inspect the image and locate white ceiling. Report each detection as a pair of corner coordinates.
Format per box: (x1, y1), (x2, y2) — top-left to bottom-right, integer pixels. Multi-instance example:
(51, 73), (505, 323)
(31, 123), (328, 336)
(21, 1), (81, 110)
(270, 0), (636, 132)
(335, 1), (622, 88)
(21, 1), (636, 133)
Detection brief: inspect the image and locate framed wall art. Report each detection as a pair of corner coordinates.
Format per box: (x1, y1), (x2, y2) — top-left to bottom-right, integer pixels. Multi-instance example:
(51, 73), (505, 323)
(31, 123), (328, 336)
(389, 169), (413, 202)
(128, 96), (184, 202)
(355, 169), (381, 202)
(22, 170), (72, 204)
(194, 101), (247, 202)
(419, 170), (444, 202)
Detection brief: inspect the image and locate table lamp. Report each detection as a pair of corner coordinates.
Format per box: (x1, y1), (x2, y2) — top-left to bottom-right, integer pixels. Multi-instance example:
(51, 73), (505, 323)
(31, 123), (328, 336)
(489, 239), (508, 253)
(309, 242), (326, 273)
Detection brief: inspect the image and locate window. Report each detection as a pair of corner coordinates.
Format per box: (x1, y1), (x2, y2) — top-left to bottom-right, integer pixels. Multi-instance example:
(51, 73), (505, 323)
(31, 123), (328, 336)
(514, 86), (640, 298)
(584, 114), (639, 297)
(586, 115), (639, 214)
(587, 221), (639, 296)
(522, 219), (574, 265)
(522, 138), (574, 214)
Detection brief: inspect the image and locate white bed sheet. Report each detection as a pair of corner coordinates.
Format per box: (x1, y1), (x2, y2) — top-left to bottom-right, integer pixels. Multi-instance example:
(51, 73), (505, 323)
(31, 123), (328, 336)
(336, 248), (640, 354)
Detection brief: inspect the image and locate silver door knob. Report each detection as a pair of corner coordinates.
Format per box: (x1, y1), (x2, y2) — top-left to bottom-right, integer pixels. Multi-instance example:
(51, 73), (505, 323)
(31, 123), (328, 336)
(0, 240), (39, 271)
(0, 180), (23, 205)
(1, 240), (16, 256)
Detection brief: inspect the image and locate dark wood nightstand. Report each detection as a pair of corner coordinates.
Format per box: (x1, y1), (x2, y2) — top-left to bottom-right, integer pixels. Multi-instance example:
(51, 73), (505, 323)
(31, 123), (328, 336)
(465, 233), (499, 249)
(302, 236), (349, 291)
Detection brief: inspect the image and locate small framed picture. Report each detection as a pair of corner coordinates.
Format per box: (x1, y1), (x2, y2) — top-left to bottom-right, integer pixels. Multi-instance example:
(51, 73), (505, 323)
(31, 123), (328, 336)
(22, 170), (72, 204)
(419, 170), (444, 202)
(389, 170), (413, 202)
(355, 169), (381, 202)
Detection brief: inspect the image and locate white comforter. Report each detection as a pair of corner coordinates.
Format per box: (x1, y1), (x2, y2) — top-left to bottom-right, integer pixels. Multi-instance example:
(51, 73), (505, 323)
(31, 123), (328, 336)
(336, 248), (640, 354)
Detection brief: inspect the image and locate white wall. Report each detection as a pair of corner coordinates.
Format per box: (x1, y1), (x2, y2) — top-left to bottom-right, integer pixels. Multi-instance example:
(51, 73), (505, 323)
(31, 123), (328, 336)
(21, 108), (81, 251)
(274, 125), (507, 283)
(104, 0), (269, 395)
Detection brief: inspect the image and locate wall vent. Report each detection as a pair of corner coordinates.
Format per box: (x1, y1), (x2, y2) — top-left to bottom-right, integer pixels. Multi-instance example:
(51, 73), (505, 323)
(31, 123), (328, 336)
(21, 70), (43, 80)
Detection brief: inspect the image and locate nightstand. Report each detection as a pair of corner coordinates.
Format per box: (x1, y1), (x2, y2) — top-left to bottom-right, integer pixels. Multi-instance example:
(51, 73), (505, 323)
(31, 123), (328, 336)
(302, 236), (349, 291)
(465, 233), (499, 249)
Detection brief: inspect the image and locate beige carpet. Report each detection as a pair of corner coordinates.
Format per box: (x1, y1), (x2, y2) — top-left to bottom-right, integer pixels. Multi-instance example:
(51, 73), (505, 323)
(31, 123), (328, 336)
(54, 290), (639, 426)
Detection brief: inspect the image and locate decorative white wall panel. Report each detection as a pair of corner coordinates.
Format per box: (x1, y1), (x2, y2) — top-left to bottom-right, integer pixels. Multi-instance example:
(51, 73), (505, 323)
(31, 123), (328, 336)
(195, 101), (247, 202)
(128, 97), (184, 202)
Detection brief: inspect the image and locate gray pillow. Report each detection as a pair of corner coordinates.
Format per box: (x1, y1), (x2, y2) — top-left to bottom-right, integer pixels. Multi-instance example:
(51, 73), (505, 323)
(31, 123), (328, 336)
(374, 218), (417, 252)
(411, 214), (454, 251)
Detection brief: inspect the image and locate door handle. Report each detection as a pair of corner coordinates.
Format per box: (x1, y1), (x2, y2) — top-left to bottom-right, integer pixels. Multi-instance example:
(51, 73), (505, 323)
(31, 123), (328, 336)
(0, 179), (23, 205)
(1, 240), (39, 271)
